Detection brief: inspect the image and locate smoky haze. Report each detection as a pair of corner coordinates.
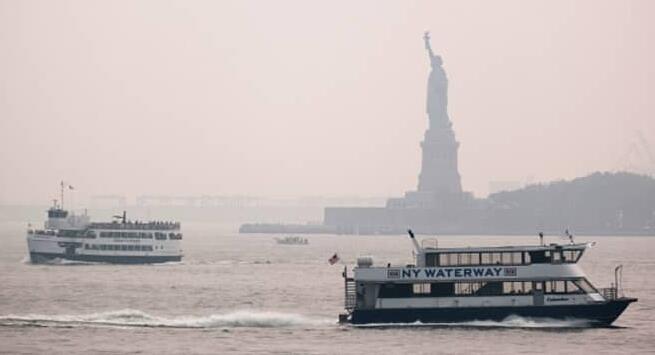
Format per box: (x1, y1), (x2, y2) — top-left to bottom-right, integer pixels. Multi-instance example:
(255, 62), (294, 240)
(1, 0), (654, 205)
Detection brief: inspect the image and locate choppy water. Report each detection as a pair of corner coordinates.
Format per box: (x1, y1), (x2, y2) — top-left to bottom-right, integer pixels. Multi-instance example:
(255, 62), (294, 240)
(1, 221), (654, 354)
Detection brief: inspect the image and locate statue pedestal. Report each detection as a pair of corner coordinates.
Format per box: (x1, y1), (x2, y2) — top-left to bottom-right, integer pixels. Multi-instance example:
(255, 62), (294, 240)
(417, 126), (462, 194)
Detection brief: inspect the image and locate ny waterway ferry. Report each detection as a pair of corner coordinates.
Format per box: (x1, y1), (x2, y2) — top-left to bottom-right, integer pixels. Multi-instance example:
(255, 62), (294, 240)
(339, 230), (636, 326)
(26, 186), (183, 264)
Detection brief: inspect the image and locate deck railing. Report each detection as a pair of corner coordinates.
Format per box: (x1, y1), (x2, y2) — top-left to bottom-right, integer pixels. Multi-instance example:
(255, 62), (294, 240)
(89, 222), (180, 230)
(600, 287), (618, 300)
(344, 277), (356, 311)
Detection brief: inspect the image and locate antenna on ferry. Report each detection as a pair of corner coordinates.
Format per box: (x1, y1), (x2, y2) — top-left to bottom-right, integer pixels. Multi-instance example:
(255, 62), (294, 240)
(539, 232), (544, 246)
(407, 229), (422, 254)
(565, 229), (574, 244)
(60, 181), (65, 210)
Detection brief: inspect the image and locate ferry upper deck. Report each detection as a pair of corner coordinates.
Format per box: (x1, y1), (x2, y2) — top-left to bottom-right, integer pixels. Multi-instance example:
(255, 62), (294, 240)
(415, 242), (588, 268)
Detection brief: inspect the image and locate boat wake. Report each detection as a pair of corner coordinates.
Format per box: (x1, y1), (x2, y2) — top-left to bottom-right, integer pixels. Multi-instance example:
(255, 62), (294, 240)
(352, 315), (594, 329)
(0, 309), (333, 329)
(32, 257), (106, 266)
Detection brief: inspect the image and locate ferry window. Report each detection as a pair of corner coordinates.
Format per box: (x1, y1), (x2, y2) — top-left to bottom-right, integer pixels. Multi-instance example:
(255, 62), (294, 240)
(555, 281), (566, 293)
(456, 282), (485, 296)
(563, 250), (573, 262)
(100, 245), (107, 250)
(431, 283), (455, 297)
(545, 281), (566, 294)
(459, 253), (470, 265)
(121, 245), (127, 251)
(574, 279), (597, 294)
(501, 253), (512, 265)
(563, 250), (581, 263)
(491, 253), (502, 265)
(523, 252), (531, 264)
(378, 283), (412, 298)
(552, 251), (562, 263)
(439, 253), (450, 266)
(480, 253), (491, 265)
(456, 282), (474, 295)
(512, 282), (524, 294)
(470, 253), (480, 265)
(477, 282), (502, 296)
(503, 282), (513, 294)
(100, 232), (108, 238)
(426, 253), (438, 267)
(449, 253), (458, 266)
(523, 281), (533, 294)
(534, 282), (543, 291)
(529, 251), (548, 263)
(512, 252), (522, 265)
(566, 281), (583, 294)
(413, 283), (431, 295)
(503, 282), (525, 294)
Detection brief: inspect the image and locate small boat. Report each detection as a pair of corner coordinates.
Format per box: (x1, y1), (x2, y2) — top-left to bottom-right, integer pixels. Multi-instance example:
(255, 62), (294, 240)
(275, 236), (309, 245)
(339, 230), (636, 326)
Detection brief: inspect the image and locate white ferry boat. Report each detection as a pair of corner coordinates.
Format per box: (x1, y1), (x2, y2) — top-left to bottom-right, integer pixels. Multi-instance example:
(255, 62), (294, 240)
(27, 192), (183, 264)
(339, 230), (636, 326)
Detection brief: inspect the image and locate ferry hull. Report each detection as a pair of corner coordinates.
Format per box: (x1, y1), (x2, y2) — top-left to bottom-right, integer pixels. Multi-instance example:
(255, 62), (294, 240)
(29, 252), (181, 264)
(349, 299), (637, 326)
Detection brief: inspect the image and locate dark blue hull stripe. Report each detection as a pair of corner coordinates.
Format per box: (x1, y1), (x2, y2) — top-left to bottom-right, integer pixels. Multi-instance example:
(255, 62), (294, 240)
(350, 299), (636, 326)
(30, 252), (181, 264)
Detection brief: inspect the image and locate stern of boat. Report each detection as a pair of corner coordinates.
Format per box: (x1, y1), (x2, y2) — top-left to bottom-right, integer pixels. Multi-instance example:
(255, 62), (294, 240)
(339, 266), (356, 324)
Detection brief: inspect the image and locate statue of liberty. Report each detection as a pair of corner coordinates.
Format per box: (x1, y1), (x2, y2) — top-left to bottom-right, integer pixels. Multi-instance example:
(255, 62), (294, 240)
(423, 31), (450, 129)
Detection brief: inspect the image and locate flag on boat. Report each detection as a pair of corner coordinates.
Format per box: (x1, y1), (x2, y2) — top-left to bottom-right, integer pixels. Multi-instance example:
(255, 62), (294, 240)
(68, 185), (74, 190)
(328, 253), (340, 265)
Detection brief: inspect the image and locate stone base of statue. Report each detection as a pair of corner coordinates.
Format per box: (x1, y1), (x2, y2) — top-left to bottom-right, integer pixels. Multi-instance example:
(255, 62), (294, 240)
(417, 124), (462, 195)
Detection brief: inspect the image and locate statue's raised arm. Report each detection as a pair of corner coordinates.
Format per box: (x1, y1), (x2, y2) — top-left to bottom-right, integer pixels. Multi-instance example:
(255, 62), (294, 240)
(423, 31), (435, 61)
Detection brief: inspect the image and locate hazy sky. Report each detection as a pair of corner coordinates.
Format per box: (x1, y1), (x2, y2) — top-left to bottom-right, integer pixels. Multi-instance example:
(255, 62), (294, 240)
(1, 0), (654, 205)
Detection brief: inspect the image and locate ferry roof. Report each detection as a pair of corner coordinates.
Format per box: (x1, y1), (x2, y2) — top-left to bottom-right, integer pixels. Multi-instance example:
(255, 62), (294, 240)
(421, 242), (590, 254)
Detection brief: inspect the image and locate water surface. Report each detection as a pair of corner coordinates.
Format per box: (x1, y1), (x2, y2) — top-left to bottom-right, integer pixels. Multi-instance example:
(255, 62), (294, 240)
(1, 222), (653, 354)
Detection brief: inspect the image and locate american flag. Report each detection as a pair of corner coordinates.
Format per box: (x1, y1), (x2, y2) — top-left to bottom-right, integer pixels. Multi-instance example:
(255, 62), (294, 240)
(328, 253), (340, 265)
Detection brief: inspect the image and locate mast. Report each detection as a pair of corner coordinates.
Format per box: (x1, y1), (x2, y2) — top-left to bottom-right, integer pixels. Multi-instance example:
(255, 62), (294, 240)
(60, 181), (64, 210)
